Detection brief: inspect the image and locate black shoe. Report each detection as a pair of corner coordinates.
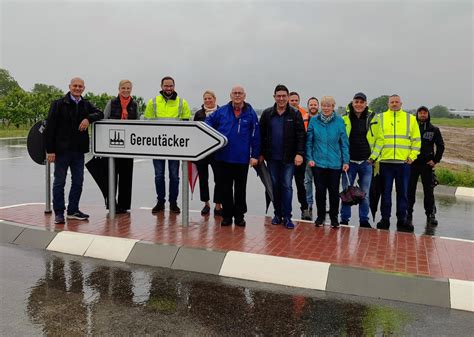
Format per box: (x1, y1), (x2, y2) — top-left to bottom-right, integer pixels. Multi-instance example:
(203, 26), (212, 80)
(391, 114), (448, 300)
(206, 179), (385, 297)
(330, 218), (339, 228)
(214, 208), (223, 217)
(315, 218), (324, 227)
(234, 217), (246, 227)
(340, 219), (349, 226)
(170, 203), (181, 214)
(152, 202), (165, 214)
(397, 219), (414, 232)
(116, 208), (129, 214)
(427, 214), (438, 227)
(66, 210), (89, 221)
(201, 205), (211, 215)
(54, 213), (65, 224)
(360, 221), (372, 228)
(376, 218), (390, 230)
(221, 217), (232, 226)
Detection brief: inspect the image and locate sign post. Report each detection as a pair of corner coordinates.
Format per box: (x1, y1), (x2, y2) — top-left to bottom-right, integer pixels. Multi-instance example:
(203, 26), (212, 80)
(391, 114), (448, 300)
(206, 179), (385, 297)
(92, 120), (227, 226)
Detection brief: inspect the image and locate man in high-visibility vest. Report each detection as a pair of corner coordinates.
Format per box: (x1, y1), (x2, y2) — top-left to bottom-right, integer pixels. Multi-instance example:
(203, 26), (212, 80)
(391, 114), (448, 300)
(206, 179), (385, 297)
(341, 92), (382, 228)
(289, 91), (310, 219)
(376, 94), (421, 232)
(144, 76), (191, 214)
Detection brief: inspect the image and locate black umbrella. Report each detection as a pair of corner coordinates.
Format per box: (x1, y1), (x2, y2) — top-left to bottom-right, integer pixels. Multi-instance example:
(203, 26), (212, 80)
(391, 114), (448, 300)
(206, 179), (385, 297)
(253, 161), (274, 214)
(369, 171), (382, 221)
(85, 156), (109, 206)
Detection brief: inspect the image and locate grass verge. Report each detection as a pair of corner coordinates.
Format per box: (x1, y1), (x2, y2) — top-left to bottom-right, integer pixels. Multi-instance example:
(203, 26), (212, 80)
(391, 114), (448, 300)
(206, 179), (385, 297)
(431, 118), (474, 128)
(436, 164), (474, 188)
(0, 125), (30, 138)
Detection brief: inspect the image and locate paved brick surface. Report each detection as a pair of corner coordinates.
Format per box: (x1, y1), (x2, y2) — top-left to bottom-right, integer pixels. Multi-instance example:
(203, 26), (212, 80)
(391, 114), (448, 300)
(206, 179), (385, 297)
(1, 204), (472, 281)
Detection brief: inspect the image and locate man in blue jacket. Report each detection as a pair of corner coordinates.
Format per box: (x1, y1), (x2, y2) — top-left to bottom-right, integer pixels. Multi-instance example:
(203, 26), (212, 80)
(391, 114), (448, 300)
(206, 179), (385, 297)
(205, 86), (260, 227)
(259, 84), (305, 229)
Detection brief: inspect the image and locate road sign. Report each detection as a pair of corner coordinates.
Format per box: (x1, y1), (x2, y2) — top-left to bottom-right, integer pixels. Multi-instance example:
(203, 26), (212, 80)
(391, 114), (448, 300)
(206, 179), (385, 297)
(92, 120), (227, 161)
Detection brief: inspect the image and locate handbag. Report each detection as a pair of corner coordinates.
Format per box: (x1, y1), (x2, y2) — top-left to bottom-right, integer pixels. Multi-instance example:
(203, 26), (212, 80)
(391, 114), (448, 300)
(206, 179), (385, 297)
(339, 171), (366, 206)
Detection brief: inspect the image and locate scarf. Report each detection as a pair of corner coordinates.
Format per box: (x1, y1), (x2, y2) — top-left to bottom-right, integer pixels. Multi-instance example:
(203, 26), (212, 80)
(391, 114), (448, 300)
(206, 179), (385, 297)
(119, 95), (131, 120)
(320, 112), (335, 124)
(204, 106), (217, 116)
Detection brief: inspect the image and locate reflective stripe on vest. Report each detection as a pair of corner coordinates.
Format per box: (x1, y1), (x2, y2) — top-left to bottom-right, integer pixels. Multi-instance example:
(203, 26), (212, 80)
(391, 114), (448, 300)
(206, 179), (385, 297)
(153, 96), (183, 119)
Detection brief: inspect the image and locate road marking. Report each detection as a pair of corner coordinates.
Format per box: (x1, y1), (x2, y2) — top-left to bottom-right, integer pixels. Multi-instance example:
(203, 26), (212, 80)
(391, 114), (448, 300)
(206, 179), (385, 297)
(0, 202), (45, 209)
(0, 156), (24, 161)
(6, 145), (27, 148)
(134, 159), (148, 163)
(440, 236), (474, 243)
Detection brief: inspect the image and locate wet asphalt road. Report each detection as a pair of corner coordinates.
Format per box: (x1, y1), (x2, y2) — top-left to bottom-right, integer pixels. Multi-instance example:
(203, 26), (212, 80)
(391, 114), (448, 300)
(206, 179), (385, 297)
(0, 138), (472, 239)
(1, 243), (473, 337)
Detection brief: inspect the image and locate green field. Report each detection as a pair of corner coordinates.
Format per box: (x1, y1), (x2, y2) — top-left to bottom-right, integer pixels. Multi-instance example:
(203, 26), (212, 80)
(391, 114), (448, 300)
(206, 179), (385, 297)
(0, 125), (29, 138)
(430, 118), (474, 128)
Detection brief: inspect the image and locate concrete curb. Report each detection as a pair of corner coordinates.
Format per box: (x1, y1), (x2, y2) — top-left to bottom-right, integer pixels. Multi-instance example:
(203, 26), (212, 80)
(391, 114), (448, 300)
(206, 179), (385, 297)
(416, 182), (474, 198)
(1, 220), (472, 312)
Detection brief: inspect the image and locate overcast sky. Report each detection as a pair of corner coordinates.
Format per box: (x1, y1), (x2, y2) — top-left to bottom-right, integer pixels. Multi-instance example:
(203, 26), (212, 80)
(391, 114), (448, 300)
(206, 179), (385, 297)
(1, 0), (472, 110)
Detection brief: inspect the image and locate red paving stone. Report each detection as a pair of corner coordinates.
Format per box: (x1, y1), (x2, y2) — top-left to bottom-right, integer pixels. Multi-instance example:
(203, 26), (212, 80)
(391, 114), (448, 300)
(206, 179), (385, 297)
(1, 204), (473, 281)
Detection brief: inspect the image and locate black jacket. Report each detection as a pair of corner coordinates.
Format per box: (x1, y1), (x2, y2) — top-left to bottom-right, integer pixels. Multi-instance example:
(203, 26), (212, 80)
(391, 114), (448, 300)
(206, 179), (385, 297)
(414, 111), (445, 164)
(259, 104), (305, 162)
(106, 96), (139, 120)
(45, 93), (103, 154)
(193, 105), (219, 122)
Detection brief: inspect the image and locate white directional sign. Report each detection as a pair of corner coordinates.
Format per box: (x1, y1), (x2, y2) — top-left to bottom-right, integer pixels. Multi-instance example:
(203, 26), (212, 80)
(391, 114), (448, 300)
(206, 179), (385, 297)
(92, 120), (227, 161)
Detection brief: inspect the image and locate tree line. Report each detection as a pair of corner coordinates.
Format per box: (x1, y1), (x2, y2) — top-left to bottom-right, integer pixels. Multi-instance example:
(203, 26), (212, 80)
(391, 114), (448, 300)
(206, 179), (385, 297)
(0, 68), (455, 128)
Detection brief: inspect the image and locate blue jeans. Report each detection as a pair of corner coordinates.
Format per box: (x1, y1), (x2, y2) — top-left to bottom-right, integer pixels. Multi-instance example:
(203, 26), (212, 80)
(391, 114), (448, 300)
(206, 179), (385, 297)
(380, 163), (410, 221)
(340, 161), (373, 223)
(304, 163), (314, 208)
(268, 160), (295, 219)
(153, 159), (180, 204)
(53, 151), (84, 215)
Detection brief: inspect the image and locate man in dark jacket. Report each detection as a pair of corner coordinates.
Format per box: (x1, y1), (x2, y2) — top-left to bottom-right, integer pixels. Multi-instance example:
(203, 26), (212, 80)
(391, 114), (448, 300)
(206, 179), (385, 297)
(259, 84), (305, 229)
(45, 77), (103, 224)
(407, 106), (445, 226)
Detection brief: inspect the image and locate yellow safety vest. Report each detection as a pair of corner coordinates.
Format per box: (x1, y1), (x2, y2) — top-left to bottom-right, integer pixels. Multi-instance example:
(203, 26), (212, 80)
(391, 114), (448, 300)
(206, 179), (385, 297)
(378, 109), (421, 162)
(143, 94), (191, 120)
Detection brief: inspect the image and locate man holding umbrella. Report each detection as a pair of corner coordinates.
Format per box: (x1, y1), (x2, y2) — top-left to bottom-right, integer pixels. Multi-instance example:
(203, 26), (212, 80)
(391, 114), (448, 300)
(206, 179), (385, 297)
(259, 85), (305, 229)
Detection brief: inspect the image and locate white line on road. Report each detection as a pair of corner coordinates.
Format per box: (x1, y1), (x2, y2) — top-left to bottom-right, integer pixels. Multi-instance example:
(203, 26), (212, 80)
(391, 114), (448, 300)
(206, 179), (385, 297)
(6, 145), (27, 148)
(439, 236), (474, 243)
(0, 156), (24, 161)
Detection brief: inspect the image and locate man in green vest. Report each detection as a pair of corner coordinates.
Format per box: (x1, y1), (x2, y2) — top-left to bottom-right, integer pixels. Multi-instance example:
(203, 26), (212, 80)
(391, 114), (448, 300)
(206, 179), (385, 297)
(376, 94), (421, 232)
(144, 76), (191, 214)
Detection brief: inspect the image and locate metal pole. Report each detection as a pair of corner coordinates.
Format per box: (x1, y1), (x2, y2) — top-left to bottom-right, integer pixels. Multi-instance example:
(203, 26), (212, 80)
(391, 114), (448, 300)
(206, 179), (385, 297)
(182, 160), (189, 227)
(108, 157), (116, 219)
(44, 161), (52, 213)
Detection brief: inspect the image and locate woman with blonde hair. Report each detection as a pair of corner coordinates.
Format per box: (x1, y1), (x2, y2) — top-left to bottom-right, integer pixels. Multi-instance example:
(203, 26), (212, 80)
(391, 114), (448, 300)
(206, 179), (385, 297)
(103, 80), (139, 213)
(193, 90), (223, 216)
(306, 96), (349, 228)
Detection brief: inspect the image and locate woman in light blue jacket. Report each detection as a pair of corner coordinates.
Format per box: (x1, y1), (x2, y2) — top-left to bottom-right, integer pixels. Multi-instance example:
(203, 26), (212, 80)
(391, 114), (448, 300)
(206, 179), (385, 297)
(306, 96), (349, 228)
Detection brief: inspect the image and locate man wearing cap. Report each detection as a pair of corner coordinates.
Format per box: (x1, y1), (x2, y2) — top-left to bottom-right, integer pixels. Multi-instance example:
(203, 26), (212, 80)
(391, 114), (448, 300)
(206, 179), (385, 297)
(340, 92), (382, 228)
(407, 106), (444, 227)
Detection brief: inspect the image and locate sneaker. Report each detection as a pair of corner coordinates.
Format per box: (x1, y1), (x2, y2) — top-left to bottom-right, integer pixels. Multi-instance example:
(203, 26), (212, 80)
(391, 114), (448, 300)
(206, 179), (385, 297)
(427, 214), (438, 227)
(284, 218), (295, 229)
(340, 219), (349, 226)
(201, 205), (211, 215)
(214, 208), (223, 217)
(397, 219), (414, 233)
(301, 209), (312, 221)
(330, 218), (339, 228)
(234, 217), (246, 227)
(376, 218), (390, 230)
(221, 217), (232, 226)
(116, 208), (129, 214)
(54, 213), (65, 224)
(315, 218), (324, 227)
(360, 221), (372, 228)
(66, 210), (89, 221)
(271, 215), (282, 225)
(152, 202), (165, 214)
(170, 203), (181, 214)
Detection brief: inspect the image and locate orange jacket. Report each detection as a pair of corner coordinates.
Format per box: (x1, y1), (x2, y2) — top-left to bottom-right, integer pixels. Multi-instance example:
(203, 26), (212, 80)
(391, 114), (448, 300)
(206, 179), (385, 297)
(297, 106), (309, 131)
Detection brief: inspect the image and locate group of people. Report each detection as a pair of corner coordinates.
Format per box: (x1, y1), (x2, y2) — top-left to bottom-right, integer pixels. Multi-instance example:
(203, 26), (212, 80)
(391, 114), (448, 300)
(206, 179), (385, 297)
(44, 77), (444, 233)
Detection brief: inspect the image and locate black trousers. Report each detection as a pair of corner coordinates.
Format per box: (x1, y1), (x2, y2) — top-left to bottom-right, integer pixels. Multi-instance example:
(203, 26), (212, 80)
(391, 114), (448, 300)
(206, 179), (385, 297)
(217, 161), (249, 220)
(312, 167), (341, 220)
(294, 159), (308, 210)
(196, 156), (222, 204)
(114, 158), (134, 210)
(408, 162), (435, 216)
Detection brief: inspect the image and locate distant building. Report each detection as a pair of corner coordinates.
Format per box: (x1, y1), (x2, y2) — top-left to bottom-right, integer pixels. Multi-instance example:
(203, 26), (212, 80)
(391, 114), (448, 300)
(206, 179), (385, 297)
(449, 109), (474, 118)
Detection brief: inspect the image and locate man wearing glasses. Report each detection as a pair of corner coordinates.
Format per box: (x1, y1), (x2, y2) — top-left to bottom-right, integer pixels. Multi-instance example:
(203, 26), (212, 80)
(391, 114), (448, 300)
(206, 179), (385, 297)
(205, 86), (261, 227)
